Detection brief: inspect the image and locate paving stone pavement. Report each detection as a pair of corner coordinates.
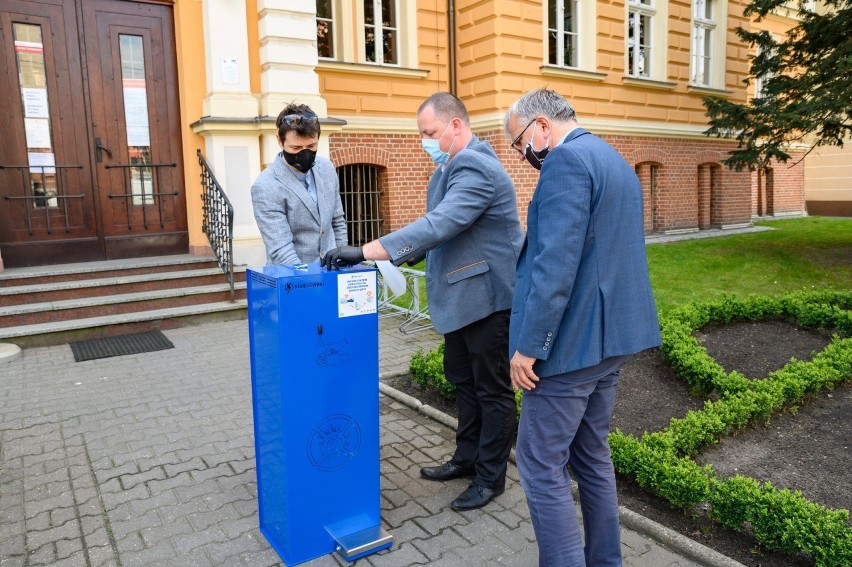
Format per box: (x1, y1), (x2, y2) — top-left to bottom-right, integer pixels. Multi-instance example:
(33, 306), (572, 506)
(0, 316), (740, 567)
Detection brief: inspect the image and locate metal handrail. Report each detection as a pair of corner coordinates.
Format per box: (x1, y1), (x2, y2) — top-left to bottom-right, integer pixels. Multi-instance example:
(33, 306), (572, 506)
(197, 149), (235, 301)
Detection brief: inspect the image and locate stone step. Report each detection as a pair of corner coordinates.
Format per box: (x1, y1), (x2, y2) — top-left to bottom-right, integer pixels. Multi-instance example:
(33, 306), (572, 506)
(0, 254), (222, 287)
(0, 300), (248, 348)
(0, 282), (247, 326)
(0, 254), (250, 348)
(0, 266), (247, 306)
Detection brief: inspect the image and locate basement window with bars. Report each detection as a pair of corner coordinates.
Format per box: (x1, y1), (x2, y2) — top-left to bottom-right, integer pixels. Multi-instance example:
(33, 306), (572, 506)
(337, 164), (383, 246)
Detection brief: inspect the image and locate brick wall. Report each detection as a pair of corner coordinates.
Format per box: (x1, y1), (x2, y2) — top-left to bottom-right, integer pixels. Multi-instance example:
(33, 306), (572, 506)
(750, 155), (806, 217)
(329, 130), (805, 236)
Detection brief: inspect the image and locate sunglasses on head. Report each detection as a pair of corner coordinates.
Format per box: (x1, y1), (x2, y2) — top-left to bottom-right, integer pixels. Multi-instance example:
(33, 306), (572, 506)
(281, 113), (319, 126)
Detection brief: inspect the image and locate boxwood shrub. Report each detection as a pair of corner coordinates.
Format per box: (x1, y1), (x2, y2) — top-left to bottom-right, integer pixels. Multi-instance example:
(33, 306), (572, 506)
(408, 290), (852, 566)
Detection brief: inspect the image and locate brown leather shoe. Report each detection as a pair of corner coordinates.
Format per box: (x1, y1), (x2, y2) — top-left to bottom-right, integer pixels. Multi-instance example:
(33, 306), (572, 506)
(450, 483), (505, 511)
(420, 460), (475, 481)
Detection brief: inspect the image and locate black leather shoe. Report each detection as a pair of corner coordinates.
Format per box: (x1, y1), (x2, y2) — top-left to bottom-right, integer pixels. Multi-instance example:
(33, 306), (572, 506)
(450, 483), (505, 511)
(420, 460), (475, 481)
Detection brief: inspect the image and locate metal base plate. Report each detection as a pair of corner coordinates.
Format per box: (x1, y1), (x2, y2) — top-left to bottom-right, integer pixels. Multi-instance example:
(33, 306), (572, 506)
(333, 525), (393, 561)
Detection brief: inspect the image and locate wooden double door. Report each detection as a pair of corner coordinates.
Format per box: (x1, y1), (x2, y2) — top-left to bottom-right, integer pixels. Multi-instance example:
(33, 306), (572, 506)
(0, 0), (187, 268)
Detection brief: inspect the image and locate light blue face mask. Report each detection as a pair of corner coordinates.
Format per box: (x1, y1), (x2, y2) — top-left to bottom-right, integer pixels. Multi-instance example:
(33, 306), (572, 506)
(421, 121), (455, 164)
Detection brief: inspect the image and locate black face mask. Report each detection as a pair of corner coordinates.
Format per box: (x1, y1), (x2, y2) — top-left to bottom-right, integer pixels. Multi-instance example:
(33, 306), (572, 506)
(282, 148), (317, 173)
(524, 142), (549, 171)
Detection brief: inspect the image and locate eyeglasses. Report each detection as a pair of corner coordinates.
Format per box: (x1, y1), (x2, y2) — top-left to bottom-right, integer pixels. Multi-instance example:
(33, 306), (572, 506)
(281, 113), (319, 126)
(510, 118), (536, 153)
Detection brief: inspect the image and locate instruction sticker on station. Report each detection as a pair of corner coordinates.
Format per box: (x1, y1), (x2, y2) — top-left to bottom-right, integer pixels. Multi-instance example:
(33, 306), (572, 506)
(337, 272), (376, 318)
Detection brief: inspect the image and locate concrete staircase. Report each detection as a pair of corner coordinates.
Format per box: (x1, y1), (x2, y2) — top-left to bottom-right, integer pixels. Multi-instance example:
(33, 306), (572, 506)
(0, 255), (247, 348)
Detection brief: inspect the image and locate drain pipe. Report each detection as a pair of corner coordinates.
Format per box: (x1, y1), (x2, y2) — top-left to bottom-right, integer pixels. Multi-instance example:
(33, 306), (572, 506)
(448, 0), (456, 95)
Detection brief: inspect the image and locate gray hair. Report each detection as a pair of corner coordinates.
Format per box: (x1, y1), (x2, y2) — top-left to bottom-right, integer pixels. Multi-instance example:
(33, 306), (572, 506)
(503, 88), (577, 134)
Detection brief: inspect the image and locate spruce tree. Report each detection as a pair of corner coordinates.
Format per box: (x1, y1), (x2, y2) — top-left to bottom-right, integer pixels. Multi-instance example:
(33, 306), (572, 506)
(703, 0), (852, 170)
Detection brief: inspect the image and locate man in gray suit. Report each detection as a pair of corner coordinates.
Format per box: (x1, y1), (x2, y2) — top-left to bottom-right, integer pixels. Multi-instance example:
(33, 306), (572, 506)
(323, 92), (524, 511)
(504, 88), (662, 567)
(251, 103), (347, 265)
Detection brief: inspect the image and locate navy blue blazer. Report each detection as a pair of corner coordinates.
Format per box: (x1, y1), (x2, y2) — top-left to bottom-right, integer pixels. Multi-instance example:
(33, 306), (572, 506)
(380, 137), (524, 334)
(509, 128), (661, 377)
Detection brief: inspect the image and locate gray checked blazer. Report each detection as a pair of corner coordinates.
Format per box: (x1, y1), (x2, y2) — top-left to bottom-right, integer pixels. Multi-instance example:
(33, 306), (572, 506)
(379, 137), (524, 334)
(250, 154), (347, 265)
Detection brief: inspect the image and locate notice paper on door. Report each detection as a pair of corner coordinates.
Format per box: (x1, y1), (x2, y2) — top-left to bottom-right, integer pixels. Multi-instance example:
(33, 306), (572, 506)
(25, 118), (52, 149)
(22, 88), (49, 118)
(122, 81), (150, 147)
(28, 151), (55, 174)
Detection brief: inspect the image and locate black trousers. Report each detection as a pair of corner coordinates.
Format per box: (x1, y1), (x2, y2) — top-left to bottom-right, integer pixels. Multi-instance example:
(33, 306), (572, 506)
(443, 309), (516, 489)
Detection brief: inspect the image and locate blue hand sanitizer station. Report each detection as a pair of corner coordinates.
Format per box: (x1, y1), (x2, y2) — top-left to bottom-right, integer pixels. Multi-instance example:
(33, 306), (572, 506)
(246, 263), (392, 565)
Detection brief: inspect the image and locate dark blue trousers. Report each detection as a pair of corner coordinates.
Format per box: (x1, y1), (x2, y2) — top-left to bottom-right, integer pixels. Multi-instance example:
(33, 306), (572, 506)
(517, 368), (622, 567)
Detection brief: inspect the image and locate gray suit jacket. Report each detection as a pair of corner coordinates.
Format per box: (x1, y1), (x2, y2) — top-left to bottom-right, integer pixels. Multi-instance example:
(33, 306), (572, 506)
(379, 137), (524, 334)
(251, 154), (347, 265)
(509, 128), (661, 377)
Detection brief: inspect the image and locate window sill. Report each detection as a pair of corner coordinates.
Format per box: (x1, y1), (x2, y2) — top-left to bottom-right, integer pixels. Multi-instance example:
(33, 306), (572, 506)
(317, 60), (429, 79)
(687, 85), (734, 97)
(190, 115), (347, 134)
(622, 76), (677, 90)
(540, 66), (607, 82)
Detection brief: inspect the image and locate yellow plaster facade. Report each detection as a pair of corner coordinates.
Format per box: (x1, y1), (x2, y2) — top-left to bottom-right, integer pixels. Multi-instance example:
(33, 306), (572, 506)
(166, 0), (819, 264)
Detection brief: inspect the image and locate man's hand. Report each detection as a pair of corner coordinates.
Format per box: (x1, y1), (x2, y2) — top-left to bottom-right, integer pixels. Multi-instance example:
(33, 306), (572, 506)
(510, 351), (540, 391)
(322, 246), (365, 269)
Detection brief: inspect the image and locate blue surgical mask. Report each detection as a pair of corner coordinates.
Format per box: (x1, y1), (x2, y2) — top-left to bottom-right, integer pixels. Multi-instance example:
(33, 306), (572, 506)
(421, 139), (449, 164)
(421, 121), (455, 164)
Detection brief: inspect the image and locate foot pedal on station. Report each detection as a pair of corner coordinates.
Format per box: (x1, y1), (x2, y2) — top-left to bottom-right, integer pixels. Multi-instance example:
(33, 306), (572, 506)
(332, 525), (393, 561)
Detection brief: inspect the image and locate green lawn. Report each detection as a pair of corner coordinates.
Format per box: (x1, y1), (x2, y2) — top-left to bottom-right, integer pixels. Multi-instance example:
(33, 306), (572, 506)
(389, 216), (852, 316)
(647, 216), (852, 313)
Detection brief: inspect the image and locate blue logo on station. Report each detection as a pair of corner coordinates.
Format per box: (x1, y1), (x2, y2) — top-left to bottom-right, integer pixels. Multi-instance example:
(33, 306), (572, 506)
(307, 414), (361, 471)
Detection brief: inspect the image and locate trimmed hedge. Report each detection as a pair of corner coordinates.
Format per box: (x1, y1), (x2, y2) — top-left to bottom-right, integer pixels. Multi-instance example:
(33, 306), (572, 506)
(408, 290), (852, 566)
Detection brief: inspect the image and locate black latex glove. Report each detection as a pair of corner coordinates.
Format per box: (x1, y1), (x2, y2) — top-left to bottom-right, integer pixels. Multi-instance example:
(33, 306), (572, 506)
(322, 246), (365, 270)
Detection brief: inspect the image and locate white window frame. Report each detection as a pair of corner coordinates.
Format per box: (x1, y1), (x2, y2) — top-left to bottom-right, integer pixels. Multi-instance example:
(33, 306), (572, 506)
(625, 0), (669, 82)
(363, 0), (399, 65)
(782, 0), (816, 12)
(627, 0), (654, 78)
(544, 0), (596, 72)
(318, 0), (416, 68)
(316, 0), (336, 60)
(548, 0), (580, 68)
(753, 40), (776, 100)
(691, 0), (714, 85)
(690, 0), (727, 88)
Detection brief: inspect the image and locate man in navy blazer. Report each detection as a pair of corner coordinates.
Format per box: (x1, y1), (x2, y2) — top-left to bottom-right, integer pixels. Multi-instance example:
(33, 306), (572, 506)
(251, 103), (347, 265)
(504, 88), (661, 567)
(323, 92), (524, 511)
